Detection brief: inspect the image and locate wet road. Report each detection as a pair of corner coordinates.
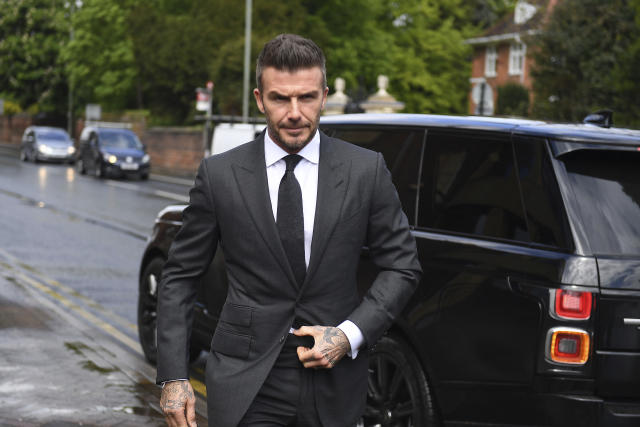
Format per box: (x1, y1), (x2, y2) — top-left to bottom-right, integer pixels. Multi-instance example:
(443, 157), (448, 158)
(0, 152), (207, 425)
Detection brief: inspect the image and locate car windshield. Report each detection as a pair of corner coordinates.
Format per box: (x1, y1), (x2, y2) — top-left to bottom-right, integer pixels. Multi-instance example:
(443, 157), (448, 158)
(36, 130), (68, 141)
(100, 131), (142, 149)
(562, 148), (640, 256)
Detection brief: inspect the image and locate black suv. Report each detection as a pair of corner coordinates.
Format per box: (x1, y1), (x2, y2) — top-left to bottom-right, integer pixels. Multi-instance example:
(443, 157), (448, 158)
(138, 114), (640, 426)
(76, 125), (150, 180)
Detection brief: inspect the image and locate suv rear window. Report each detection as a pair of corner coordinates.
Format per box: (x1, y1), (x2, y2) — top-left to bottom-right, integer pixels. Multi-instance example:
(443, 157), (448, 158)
(562, 149), (640, 255)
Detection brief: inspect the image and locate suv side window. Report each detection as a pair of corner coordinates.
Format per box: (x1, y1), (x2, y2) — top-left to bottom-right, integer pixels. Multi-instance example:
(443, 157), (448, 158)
(418, 130), (529, 242)
(327, 127), (423, 225)
(513, 135), (573, 249)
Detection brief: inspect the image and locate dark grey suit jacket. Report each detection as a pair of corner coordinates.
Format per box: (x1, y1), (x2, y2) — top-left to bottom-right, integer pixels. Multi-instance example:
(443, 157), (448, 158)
(157, 131), (422, 427)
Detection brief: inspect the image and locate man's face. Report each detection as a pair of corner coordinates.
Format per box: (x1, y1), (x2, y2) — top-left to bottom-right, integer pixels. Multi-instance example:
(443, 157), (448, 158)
(254, 66), (328, 153)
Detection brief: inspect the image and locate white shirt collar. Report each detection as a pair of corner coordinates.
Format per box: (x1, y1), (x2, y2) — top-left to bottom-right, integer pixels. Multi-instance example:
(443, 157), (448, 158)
(264, 129), (320, 167)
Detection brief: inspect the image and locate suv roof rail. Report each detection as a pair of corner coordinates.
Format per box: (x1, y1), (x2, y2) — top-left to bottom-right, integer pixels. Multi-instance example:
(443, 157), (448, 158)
(583, 109), (613, 128)
(85, 121), (133, 129)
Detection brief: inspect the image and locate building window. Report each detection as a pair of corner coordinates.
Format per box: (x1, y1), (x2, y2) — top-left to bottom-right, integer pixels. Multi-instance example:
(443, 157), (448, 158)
(509, 42), (526, 75)
(485, 46), (497, 77)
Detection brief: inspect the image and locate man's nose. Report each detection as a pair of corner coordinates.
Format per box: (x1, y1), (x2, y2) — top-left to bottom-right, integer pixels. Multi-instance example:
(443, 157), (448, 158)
(287, 99), (302, 121)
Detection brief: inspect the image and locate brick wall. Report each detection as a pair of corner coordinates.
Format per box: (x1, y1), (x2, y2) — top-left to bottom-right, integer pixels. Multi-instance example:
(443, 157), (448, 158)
(1, 113), (206, 178)
(0, 114), (32, 145)
(141, 128), (205, 179)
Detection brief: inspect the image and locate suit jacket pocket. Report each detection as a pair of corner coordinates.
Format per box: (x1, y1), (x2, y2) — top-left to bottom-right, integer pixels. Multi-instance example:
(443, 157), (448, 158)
(219, 303), (253, 327)
(211, 327), (252, 359)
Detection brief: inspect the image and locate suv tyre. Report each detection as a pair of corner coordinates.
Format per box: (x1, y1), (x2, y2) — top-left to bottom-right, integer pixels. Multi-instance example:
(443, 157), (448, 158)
(364, 334), (439, 427)
(138, 257), (201, 365)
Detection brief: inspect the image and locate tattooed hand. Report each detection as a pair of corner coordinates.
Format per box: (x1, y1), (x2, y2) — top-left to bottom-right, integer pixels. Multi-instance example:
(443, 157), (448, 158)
(160, 380), (197, 427)
(294, 325), (351, 369)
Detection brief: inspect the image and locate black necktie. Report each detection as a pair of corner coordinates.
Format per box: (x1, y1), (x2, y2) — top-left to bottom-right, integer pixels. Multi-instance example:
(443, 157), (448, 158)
(277, 154), (306, 286)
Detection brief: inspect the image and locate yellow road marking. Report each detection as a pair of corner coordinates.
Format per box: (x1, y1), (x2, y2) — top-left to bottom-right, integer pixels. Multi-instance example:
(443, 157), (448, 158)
(14, 270), (144, 354)
(0, 254), (208, 398)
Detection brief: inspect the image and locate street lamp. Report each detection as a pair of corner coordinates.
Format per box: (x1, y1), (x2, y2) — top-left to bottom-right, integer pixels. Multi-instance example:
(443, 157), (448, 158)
(242, 0), (252, 123)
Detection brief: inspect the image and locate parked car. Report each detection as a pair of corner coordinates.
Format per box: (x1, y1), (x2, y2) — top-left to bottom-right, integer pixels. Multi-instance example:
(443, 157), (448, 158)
(20, 126), (76, 163)
(138, 113), (640, 426)
(76, 126), (150, 180)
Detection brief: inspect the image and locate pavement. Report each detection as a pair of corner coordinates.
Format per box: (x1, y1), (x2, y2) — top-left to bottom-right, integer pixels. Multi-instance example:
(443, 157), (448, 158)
(0, 262), (207, 426)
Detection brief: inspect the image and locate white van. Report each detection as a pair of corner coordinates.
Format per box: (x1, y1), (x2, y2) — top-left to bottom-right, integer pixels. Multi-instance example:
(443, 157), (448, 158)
(210, 123), (265, 155)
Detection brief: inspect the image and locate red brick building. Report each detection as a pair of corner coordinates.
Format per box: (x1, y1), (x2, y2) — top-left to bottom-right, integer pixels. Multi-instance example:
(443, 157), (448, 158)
(466, 0), (559, 115)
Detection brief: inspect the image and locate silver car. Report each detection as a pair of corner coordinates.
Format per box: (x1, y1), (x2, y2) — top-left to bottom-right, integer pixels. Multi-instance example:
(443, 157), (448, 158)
(20, 126), (76, 163)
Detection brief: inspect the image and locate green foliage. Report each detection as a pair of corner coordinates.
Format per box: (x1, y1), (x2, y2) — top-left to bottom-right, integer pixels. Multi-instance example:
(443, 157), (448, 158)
(0, 0), (69, 113)
(1, 0), (516, 124)
(496, 83), (529, 117)
(469, 0), (515, 29)
(61, 0), (138, 112)
(0, 98), (22, 115)
(383, 0), (473, 113)
(612, 0), (640, 128)
(529, 0), (639, 127)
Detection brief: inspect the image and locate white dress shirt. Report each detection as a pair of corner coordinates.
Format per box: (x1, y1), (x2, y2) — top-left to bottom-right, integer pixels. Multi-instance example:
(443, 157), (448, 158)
(264, 130), (364, 358)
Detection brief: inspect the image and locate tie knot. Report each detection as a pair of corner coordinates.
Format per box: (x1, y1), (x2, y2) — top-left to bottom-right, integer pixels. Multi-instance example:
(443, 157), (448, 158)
(283, 154), (303, 172)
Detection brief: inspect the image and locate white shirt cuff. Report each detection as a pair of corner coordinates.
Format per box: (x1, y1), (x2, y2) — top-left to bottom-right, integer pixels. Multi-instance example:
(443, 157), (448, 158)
(161, 379), (188, 387)
(337, 320), (364, 359)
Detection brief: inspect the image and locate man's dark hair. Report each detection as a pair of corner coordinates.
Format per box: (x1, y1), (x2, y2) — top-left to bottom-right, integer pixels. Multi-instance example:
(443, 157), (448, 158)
(256, 33), (327, 92)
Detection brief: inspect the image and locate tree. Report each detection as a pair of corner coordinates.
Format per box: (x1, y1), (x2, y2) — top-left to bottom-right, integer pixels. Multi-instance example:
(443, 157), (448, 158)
(0, 0), (69, 113)
(496, 83), (529, 117)
(380, 0), (473, 114)
(612, 0), (640, 128)
(129, 1), (215, 123)
(529, 0), (638, 125)
(61, 0), (138, 113)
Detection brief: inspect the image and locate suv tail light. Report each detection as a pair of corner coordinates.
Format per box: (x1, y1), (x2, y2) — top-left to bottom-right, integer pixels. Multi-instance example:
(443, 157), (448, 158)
(546, 327), (590, 365)
(553, 289), (592, 320)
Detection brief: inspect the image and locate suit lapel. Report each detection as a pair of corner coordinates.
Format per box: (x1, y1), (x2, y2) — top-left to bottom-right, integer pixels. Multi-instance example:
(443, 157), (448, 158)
(231, 135), (298, 288)
(305, 133), (350, 287)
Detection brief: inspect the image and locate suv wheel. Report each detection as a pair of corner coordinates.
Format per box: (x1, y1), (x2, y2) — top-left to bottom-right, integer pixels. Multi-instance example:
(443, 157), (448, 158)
(363, 334), (439, 426)
(138, 257), (163, 365)
(138, 257), (201, 365)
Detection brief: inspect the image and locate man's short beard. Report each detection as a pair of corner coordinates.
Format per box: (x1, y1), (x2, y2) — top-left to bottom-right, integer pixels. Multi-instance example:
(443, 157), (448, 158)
(267, 121), (316, 152)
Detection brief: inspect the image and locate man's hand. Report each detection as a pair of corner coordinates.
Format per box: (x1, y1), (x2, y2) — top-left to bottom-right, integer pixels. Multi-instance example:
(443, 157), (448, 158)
(294, 325), (351, 369)
(160, 380), (197, 427)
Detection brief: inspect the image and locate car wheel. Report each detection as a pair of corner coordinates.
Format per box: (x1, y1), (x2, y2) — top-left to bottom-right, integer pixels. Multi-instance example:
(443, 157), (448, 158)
(138, 257), (201, 366)
(140, 173), (149, 181)
(362, 334), (439, 427)
(95, 162), (104, 179)
(138, 257), (163, 365)
(76, 158), (86, 174)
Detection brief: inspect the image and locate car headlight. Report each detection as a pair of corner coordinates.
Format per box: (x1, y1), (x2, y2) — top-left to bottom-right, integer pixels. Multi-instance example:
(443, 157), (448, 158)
(103, 153), (118, 164)
(38, 144), (52, 154)
(142, 154), (150, 163)
(67, 146), (76, 155)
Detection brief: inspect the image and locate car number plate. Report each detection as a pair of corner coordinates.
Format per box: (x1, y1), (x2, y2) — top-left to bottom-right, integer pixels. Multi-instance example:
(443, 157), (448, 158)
(121, 163), (139, 170)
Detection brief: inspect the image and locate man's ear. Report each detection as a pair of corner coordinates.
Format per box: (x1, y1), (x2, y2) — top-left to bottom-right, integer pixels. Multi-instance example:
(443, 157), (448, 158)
(253, 88), (265, 113)
(321, 86), (329, 110)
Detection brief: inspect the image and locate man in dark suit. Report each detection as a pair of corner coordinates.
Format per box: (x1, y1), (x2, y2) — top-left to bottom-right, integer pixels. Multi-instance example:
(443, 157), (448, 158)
(157, 33), (421, 427)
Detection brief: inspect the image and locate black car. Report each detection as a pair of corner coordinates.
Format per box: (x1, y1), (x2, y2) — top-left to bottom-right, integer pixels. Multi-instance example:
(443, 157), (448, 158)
(76, 125), (150, 180)
(138, 113), (640, 426)
(19, 126), (76, 163)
